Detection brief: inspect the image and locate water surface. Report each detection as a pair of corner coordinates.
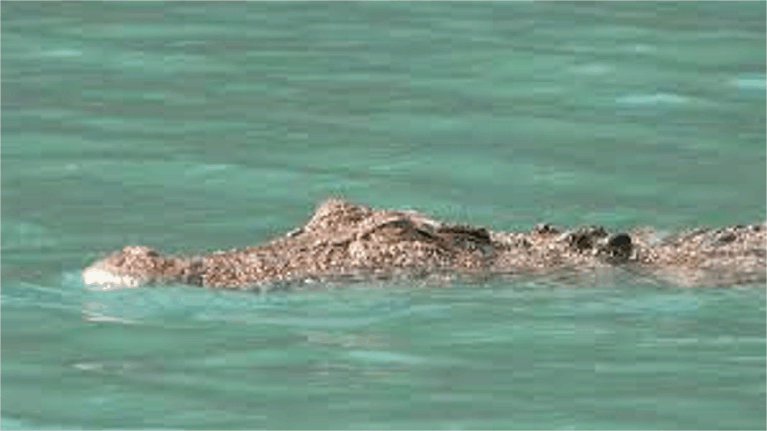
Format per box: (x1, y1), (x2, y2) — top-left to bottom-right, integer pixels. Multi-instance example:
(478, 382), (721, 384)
(2, 2), (765, 429)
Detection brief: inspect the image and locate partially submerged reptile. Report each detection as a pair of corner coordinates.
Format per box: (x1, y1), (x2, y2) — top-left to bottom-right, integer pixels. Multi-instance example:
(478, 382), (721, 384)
(83, 198), (766, 289)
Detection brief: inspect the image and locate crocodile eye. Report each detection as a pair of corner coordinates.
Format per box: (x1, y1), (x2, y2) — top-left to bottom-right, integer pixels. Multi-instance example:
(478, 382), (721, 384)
(608, 233), (632, 249)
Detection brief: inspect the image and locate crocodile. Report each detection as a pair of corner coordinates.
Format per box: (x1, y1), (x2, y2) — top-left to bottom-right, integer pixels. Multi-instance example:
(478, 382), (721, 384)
(82, 198), (766, 290)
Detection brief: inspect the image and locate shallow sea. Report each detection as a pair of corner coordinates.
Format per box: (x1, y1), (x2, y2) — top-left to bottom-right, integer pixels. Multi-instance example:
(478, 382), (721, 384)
(1, 2), (765, 429)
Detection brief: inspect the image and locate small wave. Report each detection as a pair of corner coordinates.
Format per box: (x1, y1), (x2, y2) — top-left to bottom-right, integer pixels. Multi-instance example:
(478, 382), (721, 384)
(184, 163), (234, 180)
(81, 312), (141, 325)
(731, 77), (766, 91)
(616, 93), (690, 106)
(40, 49), (82, 58)
(0, 416), (65, 431)
(570, 64), (613, 76)
(613, 295), (701, 316)
(631, 44), (656, 53)
(347, 349), (426, 365)
(1, 220), (57, 250)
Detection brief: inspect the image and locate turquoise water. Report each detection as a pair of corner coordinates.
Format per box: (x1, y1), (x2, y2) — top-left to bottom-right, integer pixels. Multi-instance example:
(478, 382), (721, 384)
(2, 2), (765, 429)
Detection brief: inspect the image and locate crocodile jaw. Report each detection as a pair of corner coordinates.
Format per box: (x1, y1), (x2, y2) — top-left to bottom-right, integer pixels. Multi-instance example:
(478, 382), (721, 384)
(82, 263), (145, 289)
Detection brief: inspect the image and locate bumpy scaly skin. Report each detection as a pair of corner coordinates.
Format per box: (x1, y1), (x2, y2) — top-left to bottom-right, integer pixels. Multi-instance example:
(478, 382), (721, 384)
(83, 198), (766, 289)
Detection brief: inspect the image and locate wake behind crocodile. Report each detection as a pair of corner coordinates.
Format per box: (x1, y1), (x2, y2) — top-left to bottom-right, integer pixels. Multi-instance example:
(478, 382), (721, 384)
(83, 198), (767, 290)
